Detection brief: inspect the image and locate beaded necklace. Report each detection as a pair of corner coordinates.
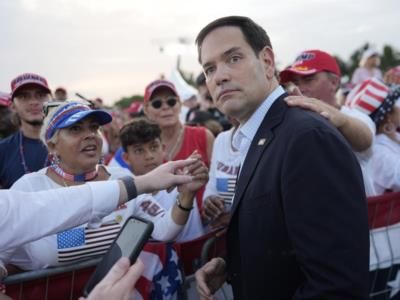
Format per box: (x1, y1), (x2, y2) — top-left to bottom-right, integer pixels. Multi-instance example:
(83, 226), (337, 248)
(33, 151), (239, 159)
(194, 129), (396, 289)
(19, 131), (49, 174)
(50, 163), (98, 182)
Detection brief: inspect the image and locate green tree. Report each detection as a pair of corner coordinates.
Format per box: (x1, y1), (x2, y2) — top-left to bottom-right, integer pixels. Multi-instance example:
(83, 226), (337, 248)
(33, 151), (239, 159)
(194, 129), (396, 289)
(380, 45), (400, 71)
(114, 95), (143, 109)
(337, 43), (400, 83)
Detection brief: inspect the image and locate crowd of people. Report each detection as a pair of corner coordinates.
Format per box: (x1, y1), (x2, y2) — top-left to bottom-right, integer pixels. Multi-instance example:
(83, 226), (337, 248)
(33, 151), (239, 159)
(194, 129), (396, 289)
(1, 14), (400, 300)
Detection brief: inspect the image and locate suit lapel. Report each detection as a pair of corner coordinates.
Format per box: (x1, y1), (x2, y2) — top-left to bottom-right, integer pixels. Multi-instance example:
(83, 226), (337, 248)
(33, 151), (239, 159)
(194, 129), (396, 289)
(230, 96), (288, 216)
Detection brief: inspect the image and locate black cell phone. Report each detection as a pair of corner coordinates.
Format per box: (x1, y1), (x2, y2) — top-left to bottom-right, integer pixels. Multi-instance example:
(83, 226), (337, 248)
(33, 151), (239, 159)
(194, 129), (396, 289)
(82, 216), (154, 296)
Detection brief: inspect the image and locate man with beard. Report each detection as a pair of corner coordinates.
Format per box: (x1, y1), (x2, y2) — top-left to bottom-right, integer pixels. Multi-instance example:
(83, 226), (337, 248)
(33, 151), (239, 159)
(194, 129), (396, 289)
(0, 73), (51, 188)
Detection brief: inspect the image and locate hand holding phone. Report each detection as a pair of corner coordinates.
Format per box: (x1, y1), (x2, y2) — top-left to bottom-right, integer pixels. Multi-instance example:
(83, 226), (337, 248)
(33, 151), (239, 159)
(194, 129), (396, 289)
(83, 216), (154, 296)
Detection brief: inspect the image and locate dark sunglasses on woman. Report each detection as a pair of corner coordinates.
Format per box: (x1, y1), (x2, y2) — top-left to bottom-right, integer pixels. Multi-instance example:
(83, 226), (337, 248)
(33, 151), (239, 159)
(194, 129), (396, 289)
(150, 97), (177, 109)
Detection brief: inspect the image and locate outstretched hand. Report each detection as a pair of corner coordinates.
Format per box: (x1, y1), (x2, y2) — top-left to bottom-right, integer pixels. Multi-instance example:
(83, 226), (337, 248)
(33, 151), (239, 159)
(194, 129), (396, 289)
(137, 158), (197, 194)
(178, 151), (209, 193)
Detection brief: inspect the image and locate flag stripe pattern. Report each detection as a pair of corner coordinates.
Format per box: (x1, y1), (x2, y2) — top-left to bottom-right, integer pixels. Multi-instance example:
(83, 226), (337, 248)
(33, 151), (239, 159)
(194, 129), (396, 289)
(216, 177), (236, 205)
(346, 78), (389, 115)
(57, 221), (121, 263)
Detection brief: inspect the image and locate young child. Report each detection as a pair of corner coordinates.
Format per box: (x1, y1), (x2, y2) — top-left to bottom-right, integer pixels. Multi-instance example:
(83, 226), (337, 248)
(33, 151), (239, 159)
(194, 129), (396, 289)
(120, 118), (206, 242)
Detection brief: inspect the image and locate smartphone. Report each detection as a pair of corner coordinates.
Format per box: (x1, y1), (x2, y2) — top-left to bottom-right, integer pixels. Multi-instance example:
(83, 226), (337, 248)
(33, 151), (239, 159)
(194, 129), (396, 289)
(82, 216), (154, 296)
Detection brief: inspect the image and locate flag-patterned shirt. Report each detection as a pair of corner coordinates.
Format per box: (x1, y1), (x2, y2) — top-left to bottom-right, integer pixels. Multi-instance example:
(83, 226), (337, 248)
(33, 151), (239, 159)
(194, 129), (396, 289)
(204, 128), (242, 210)
(7, 166), (182, 270)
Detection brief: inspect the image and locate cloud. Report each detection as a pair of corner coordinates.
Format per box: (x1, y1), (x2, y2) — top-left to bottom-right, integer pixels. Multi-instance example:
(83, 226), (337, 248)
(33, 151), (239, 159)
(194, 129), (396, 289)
(0, 0), (399, 103)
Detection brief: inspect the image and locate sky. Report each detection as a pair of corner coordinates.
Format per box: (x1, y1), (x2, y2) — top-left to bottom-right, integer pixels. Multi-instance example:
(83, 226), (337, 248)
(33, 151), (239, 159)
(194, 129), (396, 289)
(0, 0), (399, 105)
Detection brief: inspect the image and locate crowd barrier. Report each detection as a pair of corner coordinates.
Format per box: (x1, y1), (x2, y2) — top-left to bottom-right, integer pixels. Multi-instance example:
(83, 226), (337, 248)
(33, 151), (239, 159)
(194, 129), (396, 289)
(368, 191), (400, 299)
(1, 229), (226, 300)
(6, 191), (400, 300)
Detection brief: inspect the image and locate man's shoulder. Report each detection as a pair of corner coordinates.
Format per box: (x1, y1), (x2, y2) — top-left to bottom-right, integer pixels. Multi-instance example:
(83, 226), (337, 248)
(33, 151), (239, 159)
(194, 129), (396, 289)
(282, 105), (338, 134)
(0, 132), (18, 147)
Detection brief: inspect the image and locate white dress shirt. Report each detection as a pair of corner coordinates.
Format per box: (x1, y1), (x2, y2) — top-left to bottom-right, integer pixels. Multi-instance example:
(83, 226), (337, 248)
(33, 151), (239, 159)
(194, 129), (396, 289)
(232, 86), (285, 166)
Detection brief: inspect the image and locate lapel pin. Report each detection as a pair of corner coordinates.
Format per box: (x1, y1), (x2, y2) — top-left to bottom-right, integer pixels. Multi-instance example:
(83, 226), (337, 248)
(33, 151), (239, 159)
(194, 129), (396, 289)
(258, 138), (267, 146)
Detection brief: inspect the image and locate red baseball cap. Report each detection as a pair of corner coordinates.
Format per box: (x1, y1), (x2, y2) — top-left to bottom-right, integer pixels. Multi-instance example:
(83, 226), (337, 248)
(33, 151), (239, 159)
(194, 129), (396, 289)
(10, 73), (51, 100)
(279, 50), (341, 84)
(144, 79), (178, 103)
(0, 91), (11, 107)
(126, 101), (143, 114)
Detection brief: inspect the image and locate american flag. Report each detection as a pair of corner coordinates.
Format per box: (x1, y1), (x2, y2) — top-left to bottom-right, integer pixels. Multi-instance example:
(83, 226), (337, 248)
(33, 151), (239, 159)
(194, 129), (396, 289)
(135, 243), (183, 300)
(216, 177), (236, 206)
(57, 221), (121, 263)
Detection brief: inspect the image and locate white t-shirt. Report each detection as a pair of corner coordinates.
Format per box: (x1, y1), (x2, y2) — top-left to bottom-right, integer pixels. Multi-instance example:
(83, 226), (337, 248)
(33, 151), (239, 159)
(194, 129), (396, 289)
(152, 189), (205, 242)
(6, 166), (183, 270)
(0, 181), (120, 277)
(369, 134), (400, 195)
(351, 67), (383, 85)
(340, 106), (377, 196)
(204, 128), (242, 210)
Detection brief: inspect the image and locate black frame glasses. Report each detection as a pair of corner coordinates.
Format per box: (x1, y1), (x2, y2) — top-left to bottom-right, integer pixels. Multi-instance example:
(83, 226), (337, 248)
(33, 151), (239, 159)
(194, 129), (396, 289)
(150, 97), (177, 109)
(43, 101), (65, 116)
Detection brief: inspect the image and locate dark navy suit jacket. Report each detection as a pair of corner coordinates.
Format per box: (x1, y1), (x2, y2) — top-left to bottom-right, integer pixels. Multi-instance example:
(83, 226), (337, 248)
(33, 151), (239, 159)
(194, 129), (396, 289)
(227, 95), (369, 299)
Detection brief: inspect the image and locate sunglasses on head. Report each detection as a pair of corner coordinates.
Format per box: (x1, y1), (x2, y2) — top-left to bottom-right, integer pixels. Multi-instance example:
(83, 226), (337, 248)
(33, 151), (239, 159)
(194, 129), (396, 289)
(150, 97), (177, 109)
(43, 100), (94, 117)
(43, 101), (65, 116)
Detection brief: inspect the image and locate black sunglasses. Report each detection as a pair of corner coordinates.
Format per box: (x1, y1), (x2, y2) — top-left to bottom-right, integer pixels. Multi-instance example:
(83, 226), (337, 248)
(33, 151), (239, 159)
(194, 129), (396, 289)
(150, 97), (177, 109)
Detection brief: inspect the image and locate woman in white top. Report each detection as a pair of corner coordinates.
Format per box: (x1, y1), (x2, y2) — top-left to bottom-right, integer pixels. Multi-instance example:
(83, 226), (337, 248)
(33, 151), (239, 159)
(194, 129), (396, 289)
(346, 79), (400, 195)
(6, 101), (207, 271)
(351, 48), (383, 85)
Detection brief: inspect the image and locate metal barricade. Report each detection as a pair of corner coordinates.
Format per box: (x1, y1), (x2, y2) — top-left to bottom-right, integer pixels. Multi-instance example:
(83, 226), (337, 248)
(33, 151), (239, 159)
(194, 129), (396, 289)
(368, 191), (400, 299)
(1, 230), (227, 300)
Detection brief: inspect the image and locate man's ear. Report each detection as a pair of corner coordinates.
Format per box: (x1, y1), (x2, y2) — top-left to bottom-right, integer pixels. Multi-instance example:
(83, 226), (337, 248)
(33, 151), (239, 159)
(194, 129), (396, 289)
(328, 73), (341, 93)
(10, 101), (16, 112)
(259, 46), (276, 80)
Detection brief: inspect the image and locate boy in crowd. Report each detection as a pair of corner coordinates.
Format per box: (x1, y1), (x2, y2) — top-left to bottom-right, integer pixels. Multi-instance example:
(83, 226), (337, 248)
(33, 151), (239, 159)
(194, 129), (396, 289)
(119, 118), (205, 242)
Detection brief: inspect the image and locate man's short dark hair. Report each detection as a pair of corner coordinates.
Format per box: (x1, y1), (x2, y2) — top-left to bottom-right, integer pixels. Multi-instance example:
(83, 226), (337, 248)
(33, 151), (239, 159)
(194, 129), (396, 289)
(119, 119), (161, 152)
(196, 16), (272, 63)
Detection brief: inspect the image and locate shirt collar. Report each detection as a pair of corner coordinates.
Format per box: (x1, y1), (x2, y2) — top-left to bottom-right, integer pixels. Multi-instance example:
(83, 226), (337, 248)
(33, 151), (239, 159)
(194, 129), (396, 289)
(232, 86), (285, 152)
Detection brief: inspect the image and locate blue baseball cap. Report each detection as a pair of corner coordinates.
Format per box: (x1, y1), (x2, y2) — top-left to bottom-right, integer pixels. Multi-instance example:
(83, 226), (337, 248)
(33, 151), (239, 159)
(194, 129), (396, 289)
(45, 102), (112, 141)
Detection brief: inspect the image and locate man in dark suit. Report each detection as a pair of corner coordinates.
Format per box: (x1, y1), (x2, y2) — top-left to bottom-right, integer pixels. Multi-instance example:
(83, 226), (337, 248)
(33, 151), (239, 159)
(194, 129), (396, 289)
(195, 16), (369, 299)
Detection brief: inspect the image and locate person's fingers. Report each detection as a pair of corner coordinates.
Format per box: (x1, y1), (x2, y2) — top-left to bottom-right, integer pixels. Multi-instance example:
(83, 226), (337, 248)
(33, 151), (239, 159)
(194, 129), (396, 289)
(291, 86), (302, 96)
(320, 111), (330, 119)
(100, 256), (131, 285)
(214, 198), (225, 211)
(285, 96), (322, 112)
(170, 158), (198, 171)
(113, 259), (144, 291)
(172, 174), (194, 185)
(184, 160), (204, 174)
(210, 212), (230, 228)
(215, 227), (227, 237)
(195, 269), (212, 299)
(205, 200), (222, 218)
(207, 197), (224, 211)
